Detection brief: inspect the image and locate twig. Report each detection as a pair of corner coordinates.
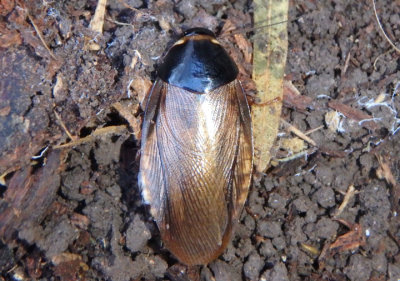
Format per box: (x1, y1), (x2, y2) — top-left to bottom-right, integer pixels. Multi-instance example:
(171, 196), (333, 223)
(281, 119), (317, 147)
(275, 148), (317, 162)
(0, 166), (21, 186)
(373, 49), (393, 71)
(305, 125), (324, 136)
(106, 17), (134, 28)
(53, 110), (77, 141)
(89, 0), (107, 33)
(334, 184), (357, 217)
(342, 51), (351, 76)
(372, 0), (400, 53)
(87, 0), (107, 50)
(54, 125), (127, 149)
(27, 14), (57, 60)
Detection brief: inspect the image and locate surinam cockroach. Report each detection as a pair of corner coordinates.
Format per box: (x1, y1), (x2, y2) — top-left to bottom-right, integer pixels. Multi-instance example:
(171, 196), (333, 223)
(138, 27), (253, 265)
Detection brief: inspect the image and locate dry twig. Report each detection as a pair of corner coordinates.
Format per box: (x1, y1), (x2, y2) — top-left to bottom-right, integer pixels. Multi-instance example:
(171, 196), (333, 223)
(334, 184), (357, 217)
(27, 14), (57, 60)
(53, 110), (77, 141)
(54, 125), (127, 149)
(281, 119), (317, 147)
(86, 0), (107, 50)
(371, 0), (400, 53)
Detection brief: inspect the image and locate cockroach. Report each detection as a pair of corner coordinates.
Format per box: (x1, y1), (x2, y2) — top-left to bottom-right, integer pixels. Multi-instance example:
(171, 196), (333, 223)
(138, 27), (253, 266)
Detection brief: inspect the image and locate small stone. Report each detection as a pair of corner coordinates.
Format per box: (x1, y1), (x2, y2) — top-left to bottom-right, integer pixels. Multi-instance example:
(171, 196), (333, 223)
(209, 260), (241, 281)
(126, 215), (151, 252)
(259, 240), (276, 258)
(343, 254), (372, 281)
(371, 253), (387, 273)
(305, 209), (317, 223)
(292, 196), (310, 213)
(272, 237), (286, 251)
(257, 220), (283, 238)
(314, 217), (338, 239)
(268, 193), (288, 210)
(260, 262), (289, 281)
(314, 186), (336, 208)
(243, 252), (263, 280)
(244, 215), (256, 232)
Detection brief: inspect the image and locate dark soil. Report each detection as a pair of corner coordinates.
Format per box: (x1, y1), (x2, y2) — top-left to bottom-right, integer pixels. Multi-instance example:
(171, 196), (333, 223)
(1, 0), (400, 280)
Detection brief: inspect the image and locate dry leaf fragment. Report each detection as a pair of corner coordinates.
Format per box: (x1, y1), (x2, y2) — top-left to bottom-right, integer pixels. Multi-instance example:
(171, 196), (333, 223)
(51, 253), (83, 265)
(280, 137), (306, 154)
(325, 111), (345, 133)
(112, 102), (142, 140)
(328, 100), (378, 130)
(283, 80), (313, 111)
(319, 220), (365, 269)
(0, 26), (22, 48)
(329, 220), (365, 253)
(251, 0), (288, 174)
(234, 33), (252, 64)
(376, 154), (400, 213)
(299, 242), (320, 257)
(70, 213), (90, 230)
(0, 0), (15, 16)
(376, 154), (397, 186)
(52, 253), (89, 280)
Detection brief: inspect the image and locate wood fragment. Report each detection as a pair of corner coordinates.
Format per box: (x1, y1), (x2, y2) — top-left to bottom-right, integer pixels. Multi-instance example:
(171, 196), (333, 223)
(0, 151), (61, 242)
(52, 253), (83, 266)
(319, 147), (347, 158)
(234, 33), (252, 64)
(106, 17), (135, 28)
(86, 0), (107, 50)
(52, 253), (89, 279)
(374, 92), (387, 104)
(118, 0), (155, 22)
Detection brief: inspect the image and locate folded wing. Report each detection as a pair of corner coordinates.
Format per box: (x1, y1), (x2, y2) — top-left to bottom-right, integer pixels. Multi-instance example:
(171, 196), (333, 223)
(139, 79), (252, 265)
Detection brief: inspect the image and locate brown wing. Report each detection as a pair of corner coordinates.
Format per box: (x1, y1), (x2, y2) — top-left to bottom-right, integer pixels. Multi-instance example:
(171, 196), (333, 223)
(232, 81), (253, 219)
(138, 79), (167, 221)
(139, 79), (252, 265)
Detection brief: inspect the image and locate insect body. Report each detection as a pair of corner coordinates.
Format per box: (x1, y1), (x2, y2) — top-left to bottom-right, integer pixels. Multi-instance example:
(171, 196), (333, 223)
(139, 28), (253, 265)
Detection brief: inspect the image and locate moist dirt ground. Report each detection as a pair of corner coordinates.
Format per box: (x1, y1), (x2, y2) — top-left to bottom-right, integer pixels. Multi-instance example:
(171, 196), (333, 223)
(0, 0), (399, 280)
